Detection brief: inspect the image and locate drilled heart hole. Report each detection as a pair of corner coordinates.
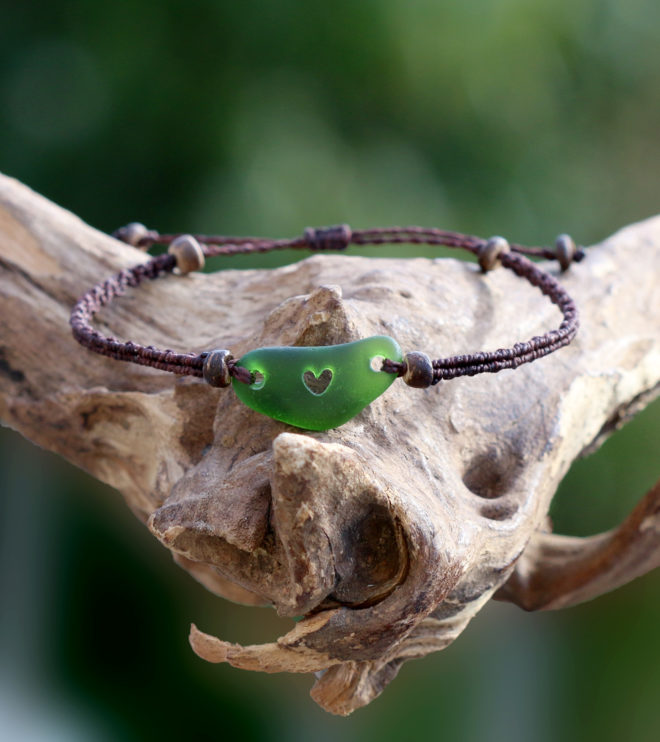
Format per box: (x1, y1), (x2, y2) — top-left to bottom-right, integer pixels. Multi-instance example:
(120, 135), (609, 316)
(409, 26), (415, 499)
(302, 368), (333, 395)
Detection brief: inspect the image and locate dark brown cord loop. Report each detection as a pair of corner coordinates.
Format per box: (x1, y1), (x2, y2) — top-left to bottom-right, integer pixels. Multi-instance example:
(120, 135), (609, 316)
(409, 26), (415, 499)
(227, 361), (254, 385)
(70, 252), (211, 379)
(70, 224), (582, 386)
(429, 250), (578, 383)
(381, 358), (406, 376)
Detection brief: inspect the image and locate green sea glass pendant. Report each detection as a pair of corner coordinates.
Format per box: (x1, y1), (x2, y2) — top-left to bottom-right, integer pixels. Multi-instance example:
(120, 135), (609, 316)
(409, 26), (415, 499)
(231, 335), (403, 430)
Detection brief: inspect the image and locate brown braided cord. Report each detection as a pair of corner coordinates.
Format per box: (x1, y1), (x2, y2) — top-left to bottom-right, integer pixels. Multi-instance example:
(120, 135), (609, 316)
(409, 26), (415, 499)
(70, 226), (582, 383)
(430, 251), (578, 383)
(69, 253), (205, 376)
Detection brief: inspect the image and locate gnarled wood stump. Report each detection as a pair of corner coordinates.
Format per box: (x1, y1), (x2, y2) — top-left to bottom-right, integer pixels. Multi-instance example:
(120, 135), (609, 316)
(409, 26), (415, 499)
(0, 173), (658, 715)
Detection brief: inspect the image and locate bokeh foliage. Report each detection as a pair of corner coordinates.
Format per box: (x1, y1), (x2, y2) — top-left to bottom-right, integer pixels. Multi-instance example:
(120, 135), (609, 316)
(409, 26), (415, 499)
(0, 1), (658, 740)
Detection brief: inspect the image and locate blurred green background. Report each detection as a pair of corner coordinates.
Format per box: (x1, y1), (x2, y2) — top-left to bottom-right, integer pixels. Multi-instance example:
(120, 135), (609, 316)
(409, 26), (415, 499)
(1, 1), (659, 740)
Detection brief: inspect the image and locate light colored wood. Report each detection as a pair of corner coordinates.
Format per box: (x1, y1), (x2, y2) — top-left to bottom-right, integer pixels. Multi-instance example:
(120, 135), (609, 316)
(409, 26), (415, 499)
(0, 173), (658, 715)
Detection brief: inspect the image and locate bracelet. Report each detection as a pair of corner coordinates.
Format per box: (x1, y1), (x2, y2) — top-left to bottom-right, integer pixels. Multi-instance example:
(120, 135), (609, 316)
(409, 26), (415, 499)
(70, 224), (582, 430)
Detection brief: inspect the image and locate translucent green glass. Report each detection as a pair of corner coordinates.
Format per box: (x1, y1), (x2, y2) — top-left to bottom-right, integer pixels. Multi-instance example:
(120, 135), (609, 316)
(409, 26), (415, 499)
(231, 335), (403, 430)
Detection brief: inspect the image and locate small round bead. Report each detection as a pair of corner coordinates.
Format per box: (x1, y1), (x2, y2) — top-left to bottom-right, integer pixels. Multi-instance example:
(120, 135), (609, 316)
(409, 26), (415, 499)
(168, 234), (205, 274)
(478, 236), (510, 272)
(555, 233), (577, 272)
(203, 350), (233, 388)
(402, 351), (434, 388)
(114, 222), (150, 247)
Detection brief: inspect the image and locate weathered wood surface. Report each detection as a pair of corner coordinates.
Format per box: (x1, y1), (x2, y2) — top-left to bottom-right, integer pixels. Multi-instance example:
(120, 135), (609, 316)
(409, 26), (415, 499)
(0, 173), (658, 715)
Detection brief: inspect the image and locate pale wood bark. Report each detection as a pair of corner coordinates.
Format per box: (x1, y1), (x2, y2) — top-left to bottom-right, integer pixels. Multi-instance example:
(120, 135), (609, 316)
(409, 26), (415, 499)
(0, 173), (658, 714)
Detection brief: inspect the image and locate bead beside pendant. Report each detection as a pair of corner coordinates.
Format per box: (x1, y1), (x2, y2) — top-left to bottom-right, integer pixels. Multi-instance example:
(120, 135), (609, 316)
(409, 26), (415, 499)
(203, 349), (233, 388)
(402, 351), (434, 388)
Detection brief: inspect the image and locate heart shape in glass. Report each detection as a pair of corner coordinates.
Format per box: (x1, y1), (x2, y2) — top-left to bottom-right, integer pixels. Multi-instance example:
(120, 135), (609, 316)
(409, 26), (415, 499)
(302, 368), (333, 395)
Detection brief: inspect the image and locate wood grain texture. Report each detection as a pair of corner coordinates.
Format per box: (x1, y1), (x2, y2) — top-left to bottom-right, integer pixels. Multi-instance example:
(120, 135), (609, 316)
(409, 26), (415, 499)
(0, 173), (658, 714)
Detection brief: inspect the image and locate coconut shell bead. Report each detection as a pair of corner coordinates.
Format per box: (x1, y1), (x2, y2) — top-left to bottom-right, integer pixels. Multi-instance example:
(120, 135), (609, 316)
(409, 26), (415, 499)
(478, 236), (510, 272)
(113, 222), (151, 247)
(168, 234), (205, 274)
(402, 351), (434, 388)
(203, 350), (233, 388)
(555, 234), (577, 272)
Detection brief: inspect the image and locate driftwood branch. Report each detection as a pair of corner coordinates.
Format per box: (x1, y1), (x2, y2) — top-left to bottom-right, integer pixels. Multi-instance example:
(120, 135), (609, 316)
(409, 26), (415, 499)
(0, 173), (658, 715)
